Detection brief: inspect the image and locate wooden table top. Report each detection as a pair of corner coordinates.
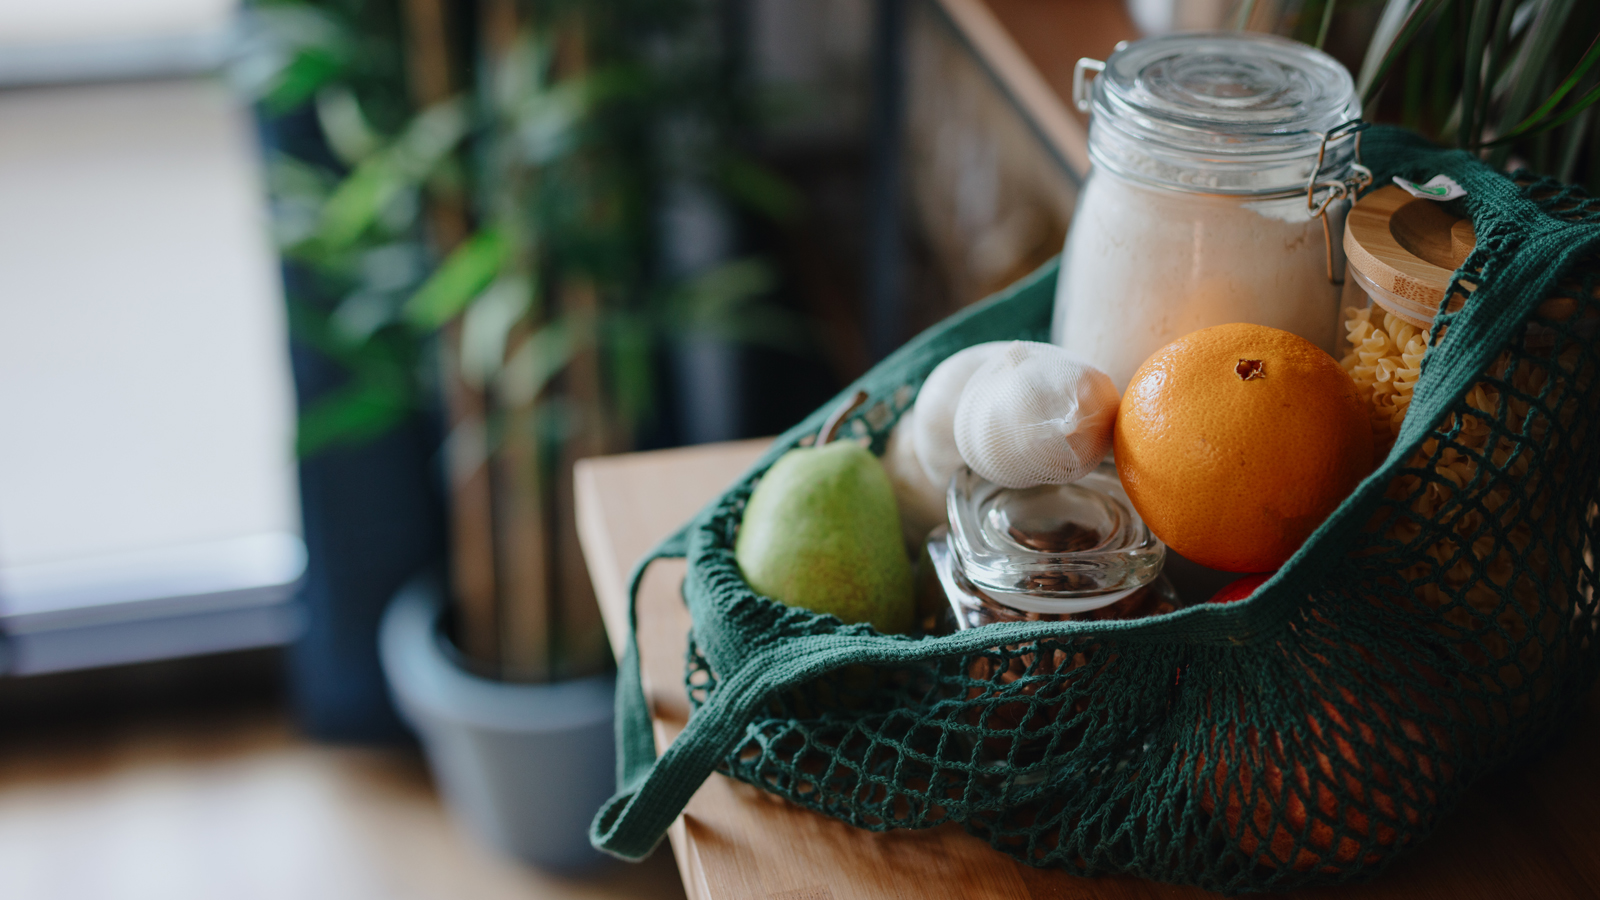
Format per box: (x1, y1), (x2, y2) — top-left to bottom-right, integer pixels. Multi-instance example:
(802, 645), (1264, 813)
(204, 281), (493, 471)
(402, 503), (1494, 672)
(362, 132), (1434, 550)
(574, 438), (1600, 900)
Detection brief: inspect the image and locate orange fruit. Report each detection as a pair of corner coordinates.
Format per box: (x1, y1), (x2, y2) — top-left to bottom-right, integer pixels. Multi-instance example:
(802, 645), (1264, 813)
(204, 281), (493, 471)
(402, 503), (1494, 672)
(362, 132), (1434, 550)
(1113, 323), (1372, 573)
(1197, 674), (1447, 872)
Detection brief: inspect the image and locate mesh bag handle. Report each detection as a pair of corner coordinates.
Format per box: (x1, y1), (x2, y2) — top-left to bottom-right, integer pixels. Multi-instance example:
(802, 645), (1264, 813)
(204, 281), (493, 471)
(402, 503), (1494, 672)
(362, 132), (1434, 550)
(595, 523), (690, 860)
(592, 127), (1600, 884)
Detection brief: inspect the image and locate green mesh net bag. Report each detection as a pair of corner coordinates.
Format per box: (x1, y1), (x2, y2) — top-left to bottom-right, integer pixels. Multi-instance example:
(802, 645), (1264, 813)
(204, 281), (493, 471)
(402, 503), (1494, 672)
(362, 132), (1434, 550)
(589, 126), (1600, 894)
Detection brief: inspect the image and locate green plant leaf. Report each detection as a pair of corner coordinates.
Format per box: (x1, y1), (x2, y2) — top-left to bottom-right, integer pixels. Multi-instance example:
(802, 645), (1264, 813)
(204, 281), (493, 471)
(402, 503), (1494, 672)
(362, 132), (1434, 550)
(1490, 0), (1580, 166)
(295, 374), (413, 457)
(393, 99), (472, 176)
(236, 7), (349, 114)
(1456, 0), (1497, 146)
(459, 275), (535, 387)
(263, 152), (338, 247)
(1428, 6), (1461, 133)
(669, 259), (778, 326)
(506, 66), (645, 166)
(1481, 79), (1600, 146)
(491, 34), (555, 116)
(498, 317), (583, 408)
(403, 228), (512, 331)
(303, 98), (470, 253)
(286, 296), (358, 362)
(604, 312), (655, 428)
(1403, 38), (1428, 127)
(1557, 105), (1595, 180)
(1358, 0), (1424, 98)
(1361, 0), (1456, 107)
(1480, 31), (1600, 146)
(330, 290), (402, 345)
(662, 258), (812, 356)
(694, 306), (815, 357)
(312, 155), (407, 251)
(1235, 0), (1261, 30)
(1481, 0), (1518, 109)
(1316, 0), (1340, 49)
(514, 80), (588, 165)
(262, 48), (344, 114)
(315, 85), (381, 165)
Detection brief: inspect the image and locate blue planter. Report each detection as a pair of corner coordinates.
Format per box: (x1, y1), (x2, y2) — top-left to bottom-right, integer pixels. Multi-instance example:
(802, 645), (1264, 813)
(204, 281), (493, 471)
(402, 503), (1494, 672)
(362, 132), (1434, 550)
(379, 578), (617, 871)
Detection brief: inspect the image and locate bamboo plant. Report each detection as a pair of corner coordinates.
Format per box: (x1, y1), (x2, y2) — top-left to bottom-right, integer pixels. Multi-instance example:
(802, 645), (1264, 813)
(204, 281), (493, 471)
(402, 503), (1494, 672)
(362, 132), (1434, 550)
(1240, 0), (1600, 187)
(245, 0), (803, 682)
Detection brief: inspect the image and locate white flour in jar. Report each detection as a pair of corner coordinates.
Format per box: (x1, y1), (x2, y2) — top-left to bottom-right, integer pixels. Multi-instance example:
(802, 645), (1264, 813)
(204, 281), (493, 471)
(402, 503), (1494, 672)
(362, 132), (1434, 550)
(1052, 174), (1343, 391)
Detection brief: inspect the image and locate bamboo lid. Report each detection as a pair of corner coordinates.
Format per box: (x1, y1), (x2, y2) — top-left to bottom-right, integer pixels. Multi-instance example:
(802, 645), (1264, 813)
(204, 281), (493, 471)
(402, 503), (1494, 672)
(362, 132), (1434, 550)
(1343, 184), (1476, 328)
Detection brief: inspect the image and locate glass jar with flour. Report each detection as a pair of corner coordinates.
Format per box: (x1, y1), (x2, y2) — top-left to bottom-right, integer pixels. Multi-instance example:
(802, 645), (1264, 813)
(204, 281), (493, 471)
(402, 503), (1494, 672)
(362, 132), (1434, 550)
(1053, 33), (1367, 390)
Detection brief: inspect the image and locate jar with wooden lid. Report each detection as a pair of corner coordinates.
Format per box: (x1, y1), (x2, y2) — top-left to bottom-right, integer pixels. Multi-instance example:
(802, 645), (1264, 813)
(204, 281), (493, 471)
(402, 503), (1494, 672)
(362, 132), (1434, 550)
(1054, 32), (1366, 390)
(1338, 184), (1476, 448)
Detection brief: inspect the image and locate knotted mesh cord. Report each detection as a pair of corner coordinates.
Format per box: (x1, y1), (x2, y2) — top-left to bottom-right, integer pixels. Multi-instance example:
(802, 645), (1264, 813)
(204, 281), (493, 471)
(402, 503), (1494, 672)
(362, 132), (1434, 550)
(600, 133), (1600, 894)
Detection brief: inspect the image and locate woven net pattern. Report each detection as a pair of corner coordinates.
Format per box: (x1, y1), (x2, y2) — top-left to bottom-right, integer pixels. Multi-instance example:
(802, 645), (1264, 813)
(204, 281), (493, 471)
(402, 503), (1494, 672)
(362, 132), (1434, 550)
(594, 131), (1600, 893)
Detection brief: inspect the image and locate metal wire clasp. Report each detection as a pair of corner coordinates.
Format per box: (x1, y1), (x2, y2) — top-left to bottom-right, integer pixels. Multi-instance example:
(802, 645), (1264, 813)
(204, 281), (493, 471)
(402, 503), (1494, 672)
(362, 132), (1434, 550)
(1073, 58), (1105, 113)
(1307, 119), (1373, 286)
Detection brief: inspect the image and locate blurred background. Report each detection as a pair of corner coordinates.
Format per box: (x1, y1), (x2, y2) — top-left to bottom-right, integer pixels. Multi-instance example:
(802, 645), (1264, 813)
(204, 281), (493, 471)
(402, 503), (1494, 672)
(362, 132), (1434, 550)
(2, 0), (1596, 896)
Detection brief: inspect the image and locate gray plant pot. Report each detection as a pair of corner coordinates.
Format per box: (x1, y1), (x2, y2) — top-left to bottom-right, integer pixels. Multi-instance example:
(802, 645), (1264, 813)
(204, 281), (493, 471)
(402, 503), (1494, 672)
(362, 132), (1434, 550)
(378, 578), (616, 871)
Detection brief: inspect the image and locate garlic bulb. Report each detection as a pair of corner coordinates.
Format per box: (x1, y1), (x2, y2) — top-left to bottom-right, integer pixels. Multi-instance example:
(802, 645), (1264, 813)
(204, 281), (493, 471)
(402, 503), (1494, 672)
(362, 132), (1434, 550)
(911, 341), (1010, 490)
(882, 407), (949, 551)
(953, 341), (1119, 489)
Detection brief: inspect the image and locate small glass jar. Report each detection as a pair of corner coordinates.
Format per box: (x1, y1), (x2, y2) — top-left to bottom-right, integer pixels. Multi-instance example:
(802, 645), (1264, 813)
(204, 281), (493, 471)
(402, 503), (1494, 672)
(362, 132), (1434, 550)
(1053, 32), (1363, 390)
(922, 463), (1168, 630)
(927, 528), (1183, 631)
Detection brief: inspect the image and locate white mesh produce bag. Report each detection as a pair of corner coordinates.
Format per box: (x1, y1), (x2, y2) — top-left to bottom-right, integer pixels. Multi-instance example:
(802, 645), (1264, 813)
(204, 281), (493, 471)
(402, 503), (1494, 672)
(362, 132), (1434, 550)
(911, 341), (1009, 487)
(953, 341), (1119, 488)
(882, 406), (949, 549)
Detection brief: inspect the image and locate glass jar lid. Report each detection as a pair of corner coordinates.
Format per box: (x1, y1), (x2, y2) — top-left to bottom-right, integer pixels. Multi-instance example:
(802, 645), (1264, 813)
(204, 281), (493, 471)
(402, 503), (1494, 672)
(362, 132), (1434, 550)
(1087, 32), (1359, 195)
(945, 464), (1165, 613)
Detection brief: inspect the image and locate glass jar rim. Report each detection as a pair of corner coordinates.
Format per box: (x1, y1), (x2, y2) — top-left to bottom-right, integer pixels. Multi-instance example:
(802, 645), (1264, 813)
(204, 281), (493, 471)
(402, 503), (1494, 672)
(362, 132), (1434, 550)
(1088, 32), (1360, 195)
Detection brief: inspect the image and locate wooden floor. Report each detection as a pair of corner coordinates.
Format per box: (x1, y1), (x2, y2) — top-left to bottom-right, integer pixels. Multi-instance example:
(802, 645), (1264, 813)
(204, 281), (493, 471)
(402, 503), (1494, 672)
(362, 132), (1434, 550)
(0, 655), (686, 900)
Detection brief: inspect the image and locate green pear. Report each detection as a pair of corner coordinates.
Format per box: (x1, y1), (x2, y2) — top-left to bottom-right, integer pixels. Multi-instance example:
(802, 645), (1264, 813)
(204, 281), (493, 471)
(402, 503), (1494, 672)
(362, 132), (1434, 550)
(736, 440), (914, 634)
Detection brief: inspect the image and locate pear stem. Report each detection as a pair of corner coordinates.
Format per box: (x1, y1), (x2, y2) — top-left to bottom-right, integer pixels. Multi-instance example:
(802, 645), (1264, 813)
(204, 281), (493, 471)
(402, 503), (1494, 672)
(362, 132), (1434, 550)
(819, 390), (869, 444)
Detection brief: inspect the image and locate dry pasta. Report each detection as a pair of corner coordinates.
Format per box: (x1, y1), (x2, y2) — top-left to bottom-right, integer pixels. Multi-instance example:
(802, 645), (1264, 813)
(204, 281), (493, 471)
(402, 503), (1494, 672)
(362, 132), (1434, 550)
(1341, 299), (1592, 711)
(1340, 307), (1426, 449)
